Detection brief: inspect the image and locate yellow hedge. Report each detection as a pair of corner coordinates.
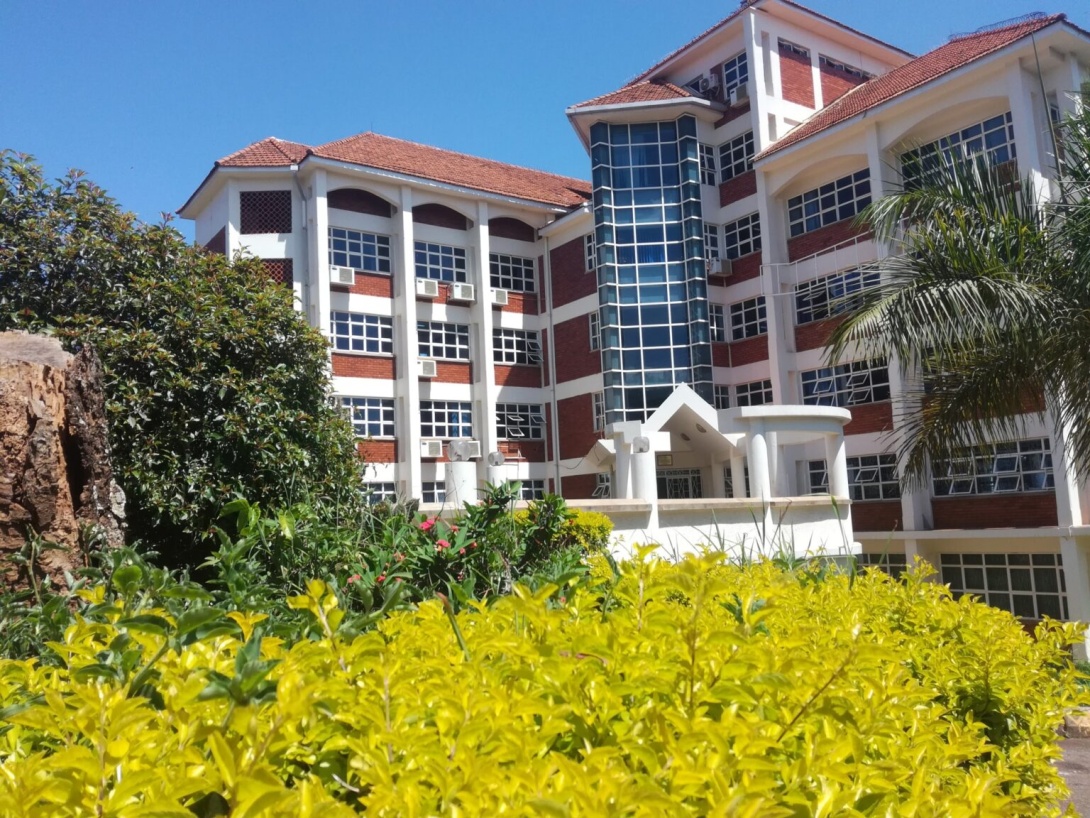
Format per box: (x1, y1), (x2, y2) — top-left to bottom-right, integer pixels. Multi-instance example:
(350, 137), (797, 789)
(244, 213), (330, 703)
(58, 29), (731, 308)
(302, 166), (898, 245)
(0, 551), (1084, 816)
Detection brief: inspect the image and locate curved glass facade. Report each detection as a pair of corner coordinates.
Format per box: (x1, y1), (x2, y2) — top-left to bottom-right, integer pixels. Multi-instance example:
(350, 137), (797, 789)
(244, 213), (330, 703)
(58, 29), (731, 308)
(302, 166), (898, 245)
(590, 116), (712, 423)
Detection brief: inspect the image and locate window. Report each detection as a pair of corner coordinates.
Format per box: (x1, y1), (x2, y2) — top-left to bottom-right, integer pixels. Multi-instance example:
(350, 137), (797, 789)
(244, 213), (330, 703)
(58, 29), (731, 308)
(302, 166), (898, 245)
(932, 438), (1054, 496)
(493, 328), (541, 365)
(808, 453), (900, 501)
(699, 143), (717, 185)
(490, 253), (536, 293)
(709, 304), (726, 342)
(421, 481), (446, 504)
(703, 222), (720, 259)
(363, 482), (398, 503)
(418, 321), (469, 360)
(801, 360), (890, 407)
(787, 169), (871, 237)
(592, 391), (606, 432)
(901, 112), (1016, 189)
(722, 51), (749, 95)
(730, 296), (767, 341)
(723, 212), (761, 259)
(858, 553), (907, 580)
(941, 552), (1068, 620)
(723, 462), (750, 498)
(713, 385), (730, 410)
(329, 227), (392, 273)
(420, 401), (473, 438)
(778, 39), (810, 59)
(331, 312), (393, 354)
(520, 480), (546, 500)
(240, 190), (292, 234)
(795, 268), (880, 325)
(496, 403), (545, 440)
(736, 379), (773, 407)
(340, 397), (395, 438)
(584, 234), (596, 273)
(593, 472), (612, 498)
(589, 311), (601, 351)
(658, 468), (703, 499)
(719, 131), (755, 183)
(819, 54), (873, 81)
(414, 241), (467, 282)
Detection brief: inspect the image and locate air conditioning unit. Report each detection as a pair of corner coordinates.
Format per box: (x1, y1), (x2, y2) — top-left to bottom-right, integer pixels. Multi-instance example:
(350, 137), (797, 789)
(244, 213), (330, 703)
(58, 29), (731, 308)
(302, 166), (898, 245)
(450, 282), (476, 302)
(420, 440), (444, 459)
(729, 83), (750, 107)
(330, 265), (355, 287)
(706, 257), (733, 277)
(418, 359), (438, 378)
(698, 73), (720, 94)
(448, 439), (482, 460)
(416, 278), (440, 298)
(491, 288), (509, 307)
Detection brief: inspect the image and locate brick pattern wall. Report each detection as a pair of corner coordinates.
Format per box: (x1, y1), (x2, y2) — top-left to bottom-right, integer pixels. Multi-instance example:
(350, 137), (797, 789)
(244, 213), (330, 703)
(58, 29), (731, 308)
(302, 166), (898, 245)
(497, 291), (539, 315)
(552, 314), (601, 383)
(712, 343), (730, 368)
(819, 65), (866, 105)
(719, 170), (757, 207)
(557, 394), (601, 460)
(262, 258), (293, 286)
(350, 272), (394, 298)
(779, 44), (815, 107)
(729, 335), (768, 367)
(562, 473), (598, 500)
(795, 316), (844, 352)
(852, 500), (902, 533)
(413, 203), (469, 231)
(932, 493), (1058, 529)
(497, 440), (547, 463)
(488, 217), (536, 242)
(328, 188), (392, 217)
(713, 100), (751, 128)
(787, 220), (869, 262)
(494, 364), (541, 388)
(204, 227), (226, 255)
(551, 236), (596, 308)
(358, 440), (397, 463)
(434, 361), (472, 384)
(845, 401), (893, 436)
(721, 252), (761, 284)
(332, 354), (396, 379)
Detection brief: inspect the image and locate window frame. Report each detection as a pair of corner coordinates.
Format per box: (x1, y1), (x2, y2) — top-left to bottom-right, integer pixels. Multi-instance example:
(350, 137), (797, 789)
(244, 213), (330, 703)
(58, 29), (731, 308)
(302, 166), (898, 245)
(801, 359), (891, 407)
(699, 143), (717, 186)
(722, 51), (749, 96)
(808, 453), (901, 501)
(729, 296), (767, 341)
(722, 212), (761, 260)
(787, 169), (871, 237)
(709, 304), (726, 343)
(493, 328), (542, 366)
(932, 438), (1054, 497)
(340, 396), (395, 439)
(496, 402), (545, 440)
(329, 226), (392, 274)
(795, 268), (880, 326)
(414, 240), (468, 283)
(330, 311), (393, 355)
(420, 400), (474, 439)
(719, 131), (755, 183)
(735, 379), (773, 407)
(589, 311), (601, 351)
(489, 252), (536, 293)
(417, 320), (470, 361)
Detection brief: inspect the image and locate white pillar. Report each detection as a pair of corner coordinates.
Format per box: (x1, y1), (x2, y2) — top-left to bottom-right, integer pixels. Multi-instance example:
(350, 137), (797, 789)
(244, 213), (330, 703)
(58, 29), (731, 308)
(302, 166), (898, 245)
(1049, 411), (1083, 528)
(615, 435), (634, 500)
(1007, 62), (1049, 203)
(730, 454), (747, 499)
(446, 459), (478, 509)
(709, 454), (727, 498)
(824, 431), (850, 499)
(472, 202), (498, 486)
(747, 422), (772, 500)
(395, 187), (422, 500)
(309, 170), (331, 345)
(631, 441), (659, 531)
(1060, 537), (1090, 661)
(225, 178), (241, 258)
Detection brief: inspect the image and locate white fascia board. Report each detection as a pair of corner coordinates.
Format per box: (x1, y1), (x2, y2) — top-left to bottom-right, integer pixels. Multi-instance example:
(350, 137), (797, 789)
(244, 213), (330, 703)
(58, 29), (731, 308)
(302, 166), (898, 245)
(300, 156), (576, 215)
(566, 97), (723, 149)
(539, 204), (591, 239)
(754, 21), (1069, 169)
(178, 165), (291, 220)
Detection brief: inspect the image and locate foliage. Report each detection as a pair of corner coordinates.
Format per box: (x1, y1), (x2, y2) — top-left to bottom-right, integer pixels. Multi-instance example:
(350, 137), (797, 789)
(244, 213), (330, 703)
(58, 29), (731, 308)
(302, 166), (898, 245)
(0, 152), (365, 562)
(828, 103), (1090, 487)
(515, 506), (614, 554)
(0, 551), (1084, 816)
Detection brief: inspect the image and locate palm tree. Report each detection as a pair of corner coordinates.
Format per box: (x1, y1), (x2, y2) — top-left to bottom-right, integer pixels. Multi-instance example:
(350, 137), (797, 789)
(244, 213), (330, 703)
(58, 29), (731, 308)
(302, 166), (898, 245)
(827, 99), (1090, 489)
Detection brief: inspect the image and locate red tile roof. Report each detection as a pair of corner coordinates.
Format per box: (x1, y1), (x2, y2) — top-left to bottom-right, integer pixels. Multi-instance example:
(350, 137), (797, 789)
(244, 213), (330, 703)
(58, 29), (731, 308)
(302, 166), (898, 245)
(572, 80), (698, 109)
(758, 14), (1066, 160)
(211, 133), (590, 209)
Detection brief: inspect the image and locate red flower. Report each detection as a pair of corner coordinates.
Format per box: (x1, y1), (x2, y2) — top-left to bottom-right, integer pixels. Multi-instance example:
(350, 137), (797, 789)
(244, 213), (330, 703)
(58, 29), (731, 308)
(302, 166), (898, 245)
(436, 539), (450, 550)
(376, 573), (386, 583)
(420, 518), (436, 532)
(394, 552), (404, 562)
(459, 548), (466, 555)
(347, 574), (361, 584)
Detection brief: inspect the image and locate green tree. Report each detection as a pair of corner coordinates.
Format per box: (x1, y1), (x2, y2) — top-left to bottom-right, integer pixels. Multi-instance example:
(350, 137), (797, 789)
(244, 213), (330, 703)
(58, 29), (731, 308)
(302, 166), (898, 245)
(828, 102), (1090, 487)
(0, 152), (365, 564)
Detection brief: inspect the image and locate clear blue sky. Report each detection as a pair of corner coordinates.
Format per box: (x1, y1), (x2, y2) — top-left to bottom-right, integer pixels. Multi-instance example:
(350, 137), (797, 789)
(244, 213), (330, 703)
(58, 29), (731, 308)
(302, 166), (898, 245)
(2, 1), (1082, 241)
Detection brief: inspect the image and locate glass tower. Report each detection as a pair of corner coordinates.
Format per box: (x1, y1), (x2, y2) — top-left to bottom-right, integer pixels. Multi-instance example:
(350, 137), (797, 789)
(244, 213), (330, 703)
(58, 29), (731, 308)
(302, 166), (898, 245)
(590, 115), (713, 424)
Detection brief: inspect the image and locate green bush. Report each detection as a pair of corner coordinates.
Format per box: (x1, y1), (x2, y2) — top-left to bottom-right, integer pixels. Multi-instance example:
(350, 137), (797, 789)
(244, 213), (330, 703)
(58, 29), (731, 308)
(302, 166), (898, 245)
(565, 507), (613, 551)
(0, 551), (1084, 815)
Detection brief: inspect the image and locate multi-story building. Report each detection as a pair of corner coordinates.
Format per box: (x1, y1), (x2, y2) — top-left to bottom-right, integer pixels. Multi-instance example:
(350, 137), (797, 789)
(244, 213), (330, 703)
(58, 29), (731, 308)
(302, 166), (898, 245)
(181, 0), (1090, 647)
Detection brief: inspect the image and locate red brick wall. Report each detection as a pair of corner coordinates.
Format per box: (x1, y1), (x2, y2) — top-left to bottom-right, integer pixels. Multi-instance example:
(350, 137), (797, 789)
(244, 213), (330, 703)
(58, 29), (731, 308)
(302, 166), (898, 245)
(329, 188), (392, 217)
(712, 343), (730, 367)
(724, 252), (761, 284)
(413, 203), (469, 230)
(729, 335), (768, 367)
(489, 217), (536, 242)
(787, 220), (869, 262)
(494, 364), (540, 388)
(358, 440), (397, 463)
(852, 500), (902, 533)
(331, 354), (395, 379)
(435, 361), (472, 384)
(714, 100), (751, 128)
(845, 401), (893, 436)
(795, 316), (844, 352)
(551, 236), (595, 308)
(497, 291), (539, 315)
(562, 473), (598, 500)
(350, 272), (393, 298)
(553, 314), (600, 383)
(819, 65), (866, 105)
(557, 394), (601, 460)
(932, 494), (1058, 529)
(204, 226), (226, 255)
(720, 170), (757, 207)
(497, 440), (547, 463)
(779, 44), (815, 107)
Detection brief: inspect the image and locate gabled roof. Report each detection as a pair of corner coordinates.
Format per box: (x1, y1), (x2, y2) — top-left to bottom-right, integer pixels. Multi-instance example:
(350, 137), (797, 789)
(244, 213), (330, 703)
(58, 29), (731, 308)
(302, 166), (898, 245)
(190, 132), (591, 212)
(572, 80), (697, 109)
(758, 14), (1066, 161)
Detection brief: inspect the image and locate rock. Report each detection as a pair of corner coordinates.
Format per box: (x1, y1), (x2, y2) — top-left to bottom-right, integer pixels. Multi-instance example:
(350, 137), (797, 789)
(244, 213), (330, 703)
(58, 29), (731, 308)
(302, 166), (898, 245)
(0, 332), (124, 590)
(1067, 708), (1090, 739)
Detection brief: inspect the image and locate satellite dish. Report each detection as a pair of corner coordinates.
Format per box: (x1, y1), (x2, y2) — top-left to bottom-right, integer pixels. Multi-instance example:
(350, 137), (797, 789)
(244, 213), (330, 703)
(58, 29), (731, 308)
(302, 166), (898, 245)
(487, 451), (505, 467)
(632, 436), (650, 453)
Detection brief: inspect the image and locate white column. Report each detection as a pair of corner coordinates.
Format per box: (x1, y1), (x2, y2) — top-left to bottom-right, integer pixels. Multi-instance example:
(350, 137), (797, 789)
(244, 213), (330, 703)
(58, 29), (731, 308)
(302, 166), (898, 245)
(1007, 62), (1049, 203)
(308, 170), (332, 350)
(1060, 537), (1090, 661)
(1049, 412), (1083, 528)
(824, 432), (849, 499)
(395, 187), (422, 500)
(747, 422), (772, 500)
(756, 170), (792, 405)
(630, 440), (659, 532)
(446, 459), (478, 510)
(225, 178), (241, 258)
(472, 203), (498, 486)
(615, 435), (633, 500)
(809, 51), (823, 110)
(709, 454), (727, 498)
(730, 454), (747, 499)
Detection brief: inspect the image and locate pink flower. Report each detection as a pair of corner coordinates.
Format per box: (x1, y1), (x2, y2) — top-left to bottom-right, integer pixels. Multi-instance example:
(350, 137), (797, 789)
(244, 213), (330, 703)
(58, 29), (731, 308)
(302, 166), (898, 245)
(436, 539), (450, 551)
(459, 548), (466, 555)
(394, 552), (404, 562)
(347, 574), (361, 584)
(376, 573), (386, 583)
(420, 518), (436, 532)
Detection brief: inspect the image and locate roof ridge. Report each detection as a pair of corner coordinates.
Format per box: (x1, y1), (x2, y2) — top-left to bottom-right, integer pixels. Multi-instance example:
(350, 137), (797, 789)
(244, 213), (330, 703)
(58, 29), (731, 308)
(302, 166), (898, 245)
(215, 136), (311, 167)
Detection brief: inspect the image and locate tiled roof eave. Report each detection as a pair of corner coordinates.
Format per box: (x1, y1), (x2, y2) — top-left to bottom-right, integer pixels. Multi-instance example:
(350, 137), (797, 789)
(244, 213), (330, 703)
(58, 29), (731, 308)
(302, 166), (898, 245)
(567, 96), (720, 117)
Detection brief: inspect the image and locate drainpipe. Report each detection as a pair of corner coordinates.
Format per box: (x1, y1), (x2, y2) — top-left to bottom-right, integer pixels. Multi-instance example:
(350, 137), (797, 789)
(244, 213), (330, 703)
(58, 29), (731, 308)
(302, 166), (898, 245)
(289, 165), (311, 321)
(542, 233), (563, 494)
